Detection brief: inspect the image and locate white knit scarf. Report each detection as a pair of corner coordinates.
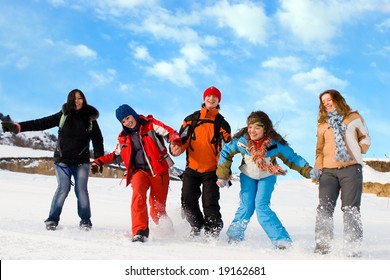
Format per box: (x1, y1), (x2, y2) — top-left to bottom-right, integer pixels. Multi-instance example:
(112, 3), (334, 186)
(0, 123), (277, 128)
(327, 109), (353, 162)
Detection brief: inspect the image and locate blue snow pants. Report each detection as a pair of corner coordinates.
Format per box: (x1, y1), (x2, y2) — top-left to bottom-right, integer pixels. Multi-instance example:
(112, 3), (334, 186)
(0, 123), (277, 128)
(226, 173), (292, 246)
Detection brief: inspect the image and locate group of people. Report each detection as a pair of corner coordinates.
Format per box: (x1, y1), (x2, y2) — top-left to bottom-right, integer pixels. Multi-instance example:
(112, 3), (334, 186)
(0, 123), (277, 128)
(1, 87), (370, 257)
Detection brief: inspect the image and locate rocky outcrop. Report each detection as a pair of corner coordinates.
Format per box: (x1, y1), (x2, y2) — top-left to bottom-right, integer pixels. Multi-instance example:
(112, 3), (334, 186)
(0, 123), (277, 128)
(0, 157), (182, 181)
(363, 160), (390, 197)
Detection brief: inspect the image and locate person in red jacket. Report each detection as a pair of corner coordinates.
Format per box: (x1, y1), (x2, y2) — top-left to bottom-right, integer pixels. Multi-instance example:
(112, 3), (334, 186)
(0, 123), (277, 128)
(91, 104), (182, 242)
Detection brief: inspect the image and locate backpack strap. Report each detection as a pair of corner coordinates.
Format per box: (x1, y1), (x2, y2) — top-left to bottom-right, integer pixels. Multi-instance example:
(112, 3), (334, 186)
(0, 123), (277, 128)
(211, 113), (224, 144)
(58, 114), (67, 133)
(190, 110), (200, 140)
(185, 110), (224, 153)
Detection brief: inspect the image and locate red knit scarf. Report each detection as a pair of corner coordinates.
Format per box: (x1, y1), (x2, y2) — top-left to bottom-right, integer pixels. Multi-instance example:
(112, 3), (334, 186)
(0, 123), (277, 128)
(247, 137), (286, 175)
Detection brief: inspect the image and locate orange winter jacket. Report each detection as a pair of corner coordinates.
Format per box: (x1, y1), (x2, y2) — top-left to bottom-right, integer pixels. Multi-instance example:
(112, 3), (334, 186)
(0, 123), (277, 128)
(179, 106), (231, 173)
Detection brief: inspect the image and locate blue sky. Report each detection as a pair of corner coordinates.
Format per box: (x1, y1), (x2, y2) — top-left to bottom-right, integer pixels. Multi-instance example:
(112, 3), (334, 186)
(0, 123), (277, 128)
(1, 0), (389, 174)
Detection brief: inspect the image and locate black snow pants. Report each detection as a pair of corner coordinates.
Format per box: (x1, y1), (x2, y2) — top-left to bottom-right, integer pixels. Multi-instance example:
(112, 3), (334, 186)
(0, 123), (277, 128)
(181, 167), (223, 234)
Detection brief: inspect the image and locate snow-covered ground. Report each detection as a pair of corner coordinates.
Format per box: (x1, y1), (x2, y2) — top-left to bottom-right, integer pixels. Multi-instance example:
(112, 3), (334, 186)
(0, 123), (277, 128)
(1, 145), (389, 279)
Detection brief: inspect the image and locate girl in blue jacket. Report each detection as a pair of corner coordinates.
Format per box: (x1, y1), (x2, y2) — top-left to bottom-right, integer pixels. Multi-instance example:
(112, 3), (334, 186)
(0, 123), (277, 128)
(216, 111), (319, 249)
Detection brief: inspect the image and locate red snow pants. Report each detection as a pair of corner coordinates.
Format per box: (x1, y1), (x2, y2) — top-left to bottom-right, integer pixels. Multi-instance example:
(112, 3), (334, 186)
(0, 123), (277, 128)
(130, 170), (169, 236)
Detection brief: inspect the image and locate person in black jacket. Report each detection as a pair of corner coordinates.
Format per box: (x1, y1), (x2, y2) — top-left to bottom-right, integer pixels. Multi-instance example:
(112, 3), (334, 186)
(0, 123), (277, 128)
(1, 89), (104, 231)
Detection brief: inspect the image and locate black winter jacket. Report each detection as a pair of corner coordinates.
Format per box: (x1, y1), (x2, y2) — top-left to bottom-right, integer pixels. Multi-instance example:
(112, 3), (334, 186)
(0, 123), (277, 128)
(19, 104), (104, 165)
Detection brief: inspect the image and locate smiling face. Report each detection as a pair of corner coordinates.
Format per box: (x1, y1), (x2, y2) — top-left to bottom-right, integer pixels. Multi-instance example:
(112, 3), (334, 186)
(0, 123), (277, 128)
(321, 93), (335, 113)
(121, 115), (137, 129)
(204, 94), (219, 110)
(247, 123), (265, 141)
(74, 91), (84, 110)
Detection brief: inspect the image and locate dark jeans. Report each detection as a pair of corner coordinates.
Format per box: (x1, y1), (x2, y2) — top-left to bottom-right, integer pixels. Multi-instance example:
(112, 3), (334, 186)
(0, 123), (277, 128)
(181, 168), (223, 233)
(46, 163), (90, 223)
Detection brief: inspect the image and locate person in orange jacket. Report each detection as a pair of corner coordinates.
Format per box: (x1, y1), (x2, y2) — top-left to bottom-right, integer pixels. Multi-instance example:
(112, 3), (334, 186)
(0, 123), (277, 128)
(172, 86), (231, 239)
(91, 104), (182, 242)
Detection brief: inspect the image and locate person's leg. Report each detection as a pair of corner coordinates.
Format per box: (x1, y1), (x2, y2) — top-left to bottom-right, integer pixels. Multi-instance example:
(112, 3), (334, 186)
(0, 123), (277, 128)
(45, 163), (72, 226)
(181, 168), (203, 232)
(255, 175), (292, 248)
(149, 172), (169, 223)
(226, 173), (256, 241)
(130, 170), (150, 238)
(315, 168), (340, 253)
(339, 164), (363, 256)
(148, 172), (174, 235)
(202, 171), (223, 237)
(72, 163), (91, 227)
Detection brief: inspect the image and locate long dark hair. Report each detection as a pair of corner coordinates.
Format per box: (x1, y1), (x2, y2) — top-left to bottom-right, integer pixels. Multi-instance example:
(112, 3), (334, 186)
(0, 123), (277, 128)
(65, 89), (88, 112)
(318, 89), (353, 124)
(234, 111), (288, 145)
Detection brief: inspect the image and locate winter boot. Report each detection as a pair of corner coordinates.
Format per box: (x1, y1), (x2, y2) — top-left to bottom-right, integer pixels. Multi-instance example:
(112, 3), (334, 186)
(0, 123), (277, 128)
(131, 229), (149, 243)
(79, 219), (93, 231)
(275, 240), (292, 250)
(343, 206), (363, 258)
(45, 220), (58, 231)
(228, 237), (241, 244)
(314, 242), (331, 254)
(188, 227), (201, 239)
(131, 235), (147, 242)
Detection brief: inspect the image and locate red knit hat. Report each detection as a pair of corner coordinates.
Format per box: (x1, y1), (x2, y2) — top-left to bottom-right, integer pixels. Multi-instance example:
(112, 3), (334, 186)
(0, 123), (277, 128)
(203, 86), (221, 101)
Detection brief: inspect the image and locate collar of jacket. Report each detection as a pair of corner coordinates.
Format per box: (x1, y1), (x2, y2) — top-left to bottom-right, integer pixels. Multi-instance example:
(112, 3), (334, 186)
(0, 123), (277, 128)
(200, 105), (219, 119)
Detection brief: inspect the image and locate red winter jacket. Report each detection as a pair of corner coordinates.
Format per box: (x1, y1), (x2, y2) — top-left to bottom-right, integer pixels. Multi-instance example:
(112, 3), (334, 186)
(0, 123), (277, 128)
(94, 115), (181, 186)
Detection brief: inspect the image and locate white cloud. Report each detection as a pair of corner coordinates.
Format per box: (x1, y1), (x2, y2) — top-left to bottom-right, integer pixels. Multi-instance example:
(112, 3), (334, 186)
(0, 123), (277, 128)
(261, 56), (303, 72)
(139, 18), (200, 44)
(290, 67), (347, 93)
(145, 42), (210, 86)
(207, 0), (269, 45)
(148, 58), (192, 86)
(88, 69), (116, 86)
(276, 0), (356, 49)
(118, 82), (133, 92)
(67, 44), (97, 59)
(180, 43), (208, 65)
(133, 46), (152, 61)
(202, 35), (219, 47)
(256, 91), (297, 112)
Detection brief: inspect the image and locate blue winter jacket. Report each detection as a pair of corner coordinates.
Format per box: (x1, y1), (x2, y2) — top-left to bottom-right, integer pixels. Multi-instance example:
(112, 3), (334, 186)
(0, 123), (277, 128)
(216, 134), (312, 180)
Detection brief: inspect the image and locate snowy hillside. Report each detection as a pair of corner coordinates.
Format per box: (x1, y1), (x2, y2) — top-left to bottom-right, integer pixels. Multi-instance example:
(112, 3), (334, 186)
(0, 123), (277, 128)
(1, 145), (390, 280)
(0, 129), (57, 151)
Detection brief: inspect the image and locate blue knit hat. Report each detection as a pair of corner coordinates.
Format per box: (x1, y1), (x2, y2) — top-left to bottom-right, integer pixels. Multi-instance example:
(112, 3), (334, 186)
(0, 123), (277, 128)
(116, 104), (139, 123)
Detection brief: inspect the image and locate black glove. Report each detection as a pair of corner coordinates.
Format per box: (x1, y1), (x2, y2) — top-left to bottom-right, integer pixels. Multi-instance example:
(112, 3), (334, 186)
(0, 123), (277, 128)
(2, 121), (19, 134)
(91, 163), (103, 174)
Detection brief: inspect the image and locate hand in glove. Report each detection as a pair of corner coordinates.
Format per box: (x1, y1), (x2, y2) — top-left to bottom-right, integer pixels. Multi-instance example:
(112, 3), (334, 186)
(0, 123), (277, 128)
(216, 179), (229, 188)
(1, 121), (20, 134)
(309, 168), (321, 180)
(91, 163), (103, 174)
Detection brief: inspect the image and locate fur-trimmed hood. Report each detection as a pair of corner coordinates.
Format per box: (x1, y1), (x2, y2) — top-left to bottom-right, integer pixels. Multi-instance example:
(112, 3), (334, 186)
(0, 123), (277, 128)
(61, 104), (99, 121)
